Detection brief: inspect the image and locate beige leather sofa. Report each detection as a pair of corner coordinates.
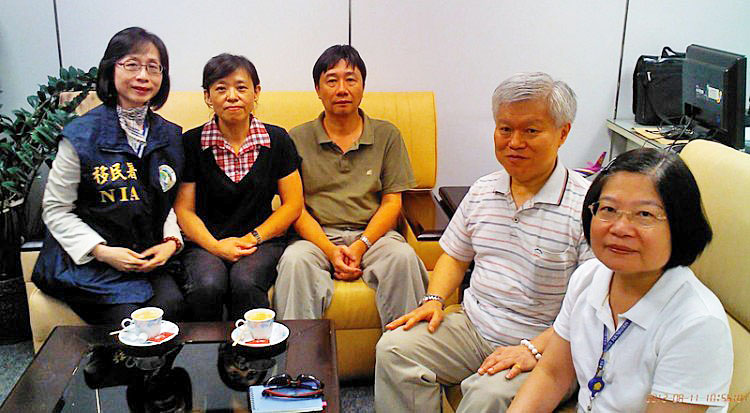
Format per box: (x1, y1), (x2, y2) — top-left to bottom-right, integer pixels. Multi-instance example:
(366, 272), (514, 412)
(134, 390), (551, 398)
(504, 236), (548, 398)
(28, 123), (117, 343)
(22, 91), (455, 382)
(445, 139), (750, 412)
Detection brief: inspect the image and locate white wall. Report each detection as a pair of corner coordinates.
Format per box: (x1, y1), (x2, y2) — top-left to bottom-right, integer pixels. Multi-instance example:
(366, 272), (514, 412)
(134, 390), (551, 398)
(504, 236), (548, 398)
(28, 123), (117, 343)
(0, 0), (60, 116)
(56, 0), (348, 91)
(353, 1), (625, 187)
(3, 1), (748, 190)
(616, 0), (750, 121)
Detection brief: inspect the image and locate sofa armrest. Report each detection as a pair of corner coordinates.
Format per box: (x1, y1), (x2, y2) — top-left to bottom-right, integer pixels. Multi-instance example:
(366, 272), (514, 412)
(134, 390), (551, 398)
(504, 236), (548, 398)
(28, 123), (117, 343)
(438, 186), (470, 217)
(401, 190), (450, 242)
(21, 241), (42, 283)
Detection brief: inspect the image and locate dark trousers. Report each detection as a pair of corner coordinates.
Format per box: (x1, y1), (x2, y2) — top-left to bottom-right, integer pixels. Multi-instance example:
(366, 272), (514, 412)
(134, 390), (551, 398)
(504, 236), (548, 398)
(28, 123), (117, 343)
(69, 271), (186, 325)
(180, 239), (285, 321)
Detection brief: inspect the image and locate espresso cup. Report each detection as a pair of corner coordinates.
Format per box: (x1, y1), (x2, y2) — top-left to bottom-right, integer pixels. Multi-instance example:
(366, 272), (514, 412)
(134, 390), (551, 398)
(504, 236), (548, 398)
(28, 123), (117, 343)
(235, 308), (275, 341)
(122, 307), (163, 339)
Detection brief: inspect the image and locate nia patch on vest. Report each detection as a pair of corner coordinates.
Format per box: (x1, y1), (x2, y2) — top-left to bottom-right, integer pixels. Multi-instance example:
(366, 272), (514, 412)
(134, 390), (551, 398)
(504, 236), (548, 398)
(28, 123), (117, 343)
(100, 186), (140, 203)
(158, 165), (176, 192)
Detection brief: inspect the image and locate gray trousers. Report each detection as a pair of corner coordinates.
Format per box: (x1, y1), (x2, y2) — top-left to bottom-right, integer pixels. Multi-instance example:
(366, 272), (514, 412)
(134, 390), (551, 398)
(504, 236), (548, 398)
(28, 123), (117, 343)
(375, 309), (576, 412)
(273, 228), (428, 327)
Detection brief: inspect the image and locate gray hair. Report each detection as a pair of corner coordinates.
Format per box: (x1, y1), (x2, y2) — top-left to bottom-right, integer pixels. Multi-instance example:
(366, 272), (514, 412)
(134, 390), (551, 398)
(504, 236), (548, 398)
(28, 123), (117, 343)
(491, 72), (577, 126)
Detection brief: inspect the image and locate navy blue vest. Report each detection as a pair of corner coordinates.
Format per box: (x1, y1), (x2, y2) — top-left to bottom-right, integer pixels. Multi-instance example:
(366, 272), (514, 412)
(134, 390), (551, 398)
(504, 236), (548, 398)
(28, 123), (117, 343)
(32, 105), (184, 304)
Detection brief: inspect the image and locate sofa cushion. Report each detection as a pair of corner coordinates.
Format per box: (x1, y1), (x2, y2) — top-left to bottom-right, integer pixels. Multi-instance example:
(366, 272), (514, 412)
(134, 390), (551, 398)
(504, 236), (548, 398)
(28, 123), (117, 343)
(324, 279), (380, 330)
(25, 281), (86, 351)
(727, 315), (750, 411)
(21, 251), (39, 283)
(681, 140), (750, 332)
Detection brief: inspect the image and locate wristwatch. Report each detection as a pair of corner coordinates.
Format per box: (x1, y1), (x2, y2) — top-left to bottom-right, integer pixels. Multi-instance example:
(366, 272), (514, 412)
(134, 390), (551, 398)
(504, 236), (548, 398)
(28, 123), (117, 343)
(420, 294), (445, 308)
(251, 229), (262, 245)
(358, 234), (373, 250)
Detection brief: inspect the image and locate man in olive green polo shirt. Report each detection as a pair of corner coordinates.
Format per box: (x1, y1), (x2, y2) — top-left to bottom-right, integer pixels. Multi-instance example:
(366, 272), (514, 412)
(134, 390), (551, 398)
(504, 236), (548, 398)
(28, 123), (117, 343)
(273, 45), (428, 327)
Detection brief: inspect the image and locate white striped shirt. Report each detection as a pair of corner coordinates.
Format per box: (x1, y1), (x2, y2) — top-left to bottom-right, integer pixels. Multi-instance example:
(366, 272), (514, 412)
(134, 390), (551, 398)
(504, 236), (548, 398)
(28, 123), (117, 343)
(439, 160), (593, 346)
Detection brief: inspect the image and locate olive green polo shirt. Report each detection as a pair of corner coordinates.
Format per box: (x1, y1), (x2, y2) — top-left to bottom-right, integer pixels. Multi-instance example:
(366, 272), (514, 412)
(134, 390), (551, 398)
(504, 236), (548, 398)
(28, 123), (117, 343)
(289, 110), (416, 228)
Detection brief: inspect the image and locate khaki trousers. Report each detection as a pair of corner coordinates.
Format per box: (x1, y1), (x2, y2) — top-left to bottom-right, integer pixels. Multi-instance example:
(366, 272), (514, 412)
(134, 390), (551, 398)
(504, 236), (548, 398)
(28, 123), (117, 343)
(273, 228), (428, 327)
(376, 309), (575, 412)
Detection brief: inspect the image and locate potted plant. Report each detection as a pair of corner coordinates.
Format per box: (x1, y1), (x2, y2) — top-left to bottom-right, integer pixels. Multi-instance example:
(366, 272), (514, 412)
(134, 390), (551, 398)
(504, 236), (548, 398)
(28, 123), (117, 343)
(0, 66), (97, 343)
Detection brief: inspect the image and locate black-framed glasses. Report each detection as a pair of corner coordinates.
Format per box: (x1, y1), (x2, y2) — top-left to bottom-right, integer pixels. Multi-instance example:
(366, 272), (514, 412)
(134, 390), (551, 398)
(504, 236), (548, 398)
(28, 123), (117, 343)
(117, 61), (163, 75)
(588, 201), (667, 228)
(262, 373), (324, 398)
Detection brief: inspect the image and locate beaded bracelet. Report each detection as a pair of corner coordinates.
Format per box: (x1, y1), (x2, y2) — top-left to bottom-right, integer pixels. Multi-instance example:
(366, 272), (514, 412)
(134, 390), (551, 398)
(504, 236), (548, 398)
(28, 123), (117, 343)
(162, 236), (182, 253)
(520, 338), (542, 360)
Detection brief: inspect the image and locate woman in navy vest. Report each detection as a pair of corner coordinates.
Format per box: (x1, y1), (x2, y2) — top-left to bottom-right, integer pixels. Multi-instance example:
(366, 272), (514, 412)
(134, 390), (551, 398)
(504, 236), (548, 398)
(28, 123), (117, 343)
(32, 27), (186, 324)
(174, 54), (303, 321)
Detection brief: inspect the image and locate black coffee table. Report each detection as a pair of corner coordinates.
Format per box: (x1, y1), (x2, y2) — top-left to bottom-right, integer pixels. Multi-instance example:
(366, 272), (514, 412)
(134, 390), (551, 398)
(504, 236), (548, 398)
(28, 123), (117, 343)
(0, 320), (339, 412)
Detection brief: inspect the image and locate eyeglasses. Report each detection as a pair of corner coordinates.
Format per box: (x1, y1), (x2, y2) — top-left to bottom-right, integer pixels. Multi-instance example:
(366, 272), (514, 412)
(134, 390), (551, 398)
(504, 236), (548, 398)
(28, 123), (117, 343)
(588, 202), (667, 228)
(117, 61), (163, 75)
(262, 373), (324, 398)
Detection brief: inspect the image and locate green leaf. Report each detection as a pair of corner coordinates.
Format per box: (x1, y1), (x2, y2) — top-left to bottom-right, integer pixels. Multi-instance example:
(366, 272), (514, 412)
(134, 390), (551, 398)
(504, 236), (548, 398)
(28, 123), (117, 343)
(36, 124), (59, 146)
(29, 131), (43, 145)
(2, 181), (23, 196)
(12, 109), (29, 120)
(27, 95), (40, 108)
(16, 152), (34, 168)
(12, 116), (28, 132)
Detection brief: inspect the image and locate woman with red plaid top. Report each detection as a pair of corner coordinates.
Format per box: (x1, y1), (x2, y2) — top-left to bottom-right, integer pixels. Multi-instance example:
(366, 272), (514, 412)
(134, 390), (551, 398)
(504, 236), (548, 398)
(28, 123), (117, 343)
(174, 54), (303, 321)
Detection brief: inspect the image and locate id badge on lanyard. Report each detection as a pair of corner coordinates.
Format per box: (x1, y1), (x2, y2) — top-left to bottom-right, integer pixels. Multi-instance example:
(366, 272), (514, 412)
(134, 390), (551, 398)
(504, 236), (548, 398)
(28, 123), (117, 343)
(586, 319), (632, 411)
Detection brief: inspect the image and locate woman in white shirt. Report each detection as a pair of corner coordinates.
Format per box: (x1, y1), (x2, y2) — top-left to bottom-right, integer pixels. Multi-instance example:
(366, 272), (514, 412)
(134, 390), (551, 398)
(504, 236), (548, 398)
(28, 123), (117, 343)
(509, 148), (732, 412)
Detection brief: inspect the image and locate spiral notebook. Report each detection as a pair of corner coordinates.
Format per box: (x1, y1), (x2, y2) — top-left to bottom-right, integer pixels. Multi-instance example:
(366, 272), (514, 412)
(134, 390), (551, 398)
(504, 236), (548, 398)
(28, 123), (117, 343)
(248, 386), (324, 413)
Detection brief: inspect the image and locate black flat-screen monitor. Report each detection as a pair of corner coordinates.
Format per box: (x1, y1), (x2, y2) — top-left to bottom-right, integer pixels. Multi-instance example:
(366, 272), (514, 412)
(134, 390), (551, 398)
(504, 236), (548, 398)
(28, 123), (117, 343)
(682, 44), (746, 149)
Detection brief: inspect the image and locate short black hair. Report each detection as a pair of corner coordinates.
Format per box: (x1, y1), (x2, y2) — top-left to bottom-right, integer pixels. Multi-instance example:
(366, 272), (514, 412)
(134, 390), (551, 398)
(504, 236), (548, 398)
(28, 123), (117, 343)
(312, 45), (367, 87)
(582, 148), (712, 270)
(96, 27), (170, 109)
(202, 53), (260, 90)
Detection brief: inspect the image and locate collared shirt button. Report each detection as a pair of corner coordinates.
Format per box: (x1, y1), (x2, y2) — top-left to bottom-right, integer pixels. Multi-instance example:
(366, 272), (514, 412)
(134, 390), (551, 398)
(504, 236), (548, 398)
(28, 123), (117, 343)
(513, 217), (519, 223)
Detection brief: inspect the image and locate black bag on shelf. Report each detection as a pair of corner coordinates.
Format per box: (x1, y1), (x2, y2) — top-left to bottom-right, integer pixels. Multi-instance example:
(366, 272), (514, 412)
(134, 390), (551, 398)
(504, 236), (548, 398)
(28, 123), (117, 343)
(633, 46), (685, 125)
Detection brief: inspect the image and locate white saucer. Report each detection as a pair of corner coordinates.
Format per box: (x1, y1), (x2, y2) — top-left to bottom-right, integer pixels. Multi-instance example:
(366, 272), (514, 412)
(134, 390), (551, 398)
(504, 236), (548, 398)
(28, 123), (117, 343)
(231, 322), (289, 347)
(118, 320), (179, 347)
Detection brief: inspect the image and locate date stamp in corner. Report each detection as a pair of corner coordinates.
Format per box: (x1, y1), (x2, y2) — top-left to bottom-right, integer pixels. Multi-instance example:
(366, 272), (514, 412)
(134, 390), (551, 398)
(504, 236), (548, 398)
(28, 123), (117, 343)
(647, 393), (749, 404)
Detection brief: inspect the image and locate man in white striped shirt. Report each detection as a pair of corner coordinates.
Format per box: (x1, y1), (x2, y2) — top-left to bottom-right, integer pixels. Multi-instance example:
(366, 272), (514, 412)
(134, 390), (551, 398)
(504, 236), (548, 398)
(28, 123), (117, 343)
(375, 72), (593, 412)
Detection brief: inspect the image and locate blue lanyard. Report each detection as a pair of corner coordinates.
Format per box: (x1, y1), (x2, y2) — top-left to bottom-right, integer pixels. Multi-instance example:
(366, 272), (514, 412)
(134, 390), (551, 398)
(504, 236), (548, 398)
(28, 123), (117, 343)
(587, 319), (632, 409)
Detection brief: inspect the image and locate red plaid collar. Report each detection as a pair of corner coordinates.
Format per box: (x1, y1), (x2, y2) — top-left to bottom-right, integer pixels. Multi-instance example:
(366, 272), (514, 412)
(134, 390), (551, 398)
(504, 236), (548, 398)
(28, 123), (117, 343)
(200, 116), (271, 153)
